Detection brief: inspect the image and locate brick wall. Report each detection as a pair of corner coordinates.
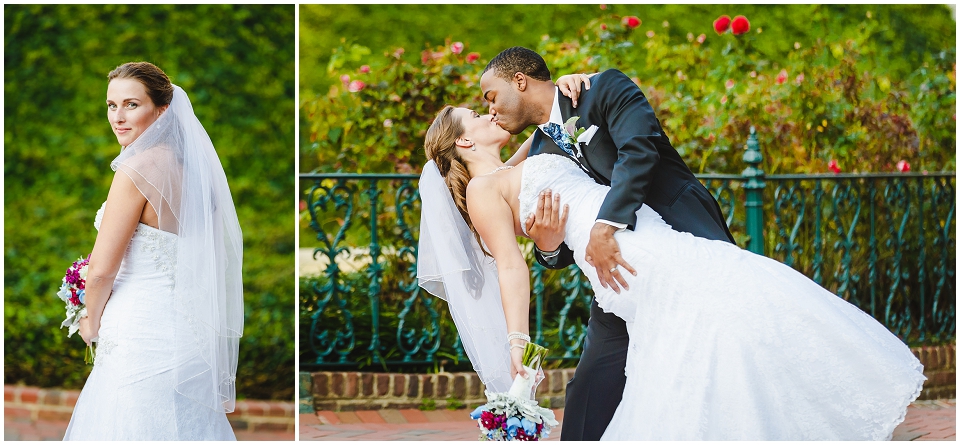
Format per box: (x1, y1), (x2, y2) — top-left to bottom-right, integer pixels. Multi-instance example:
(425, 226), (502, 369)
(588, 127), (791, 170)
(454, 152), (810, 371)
(4, 385), (296, 434)
(305, 343), (955, 411)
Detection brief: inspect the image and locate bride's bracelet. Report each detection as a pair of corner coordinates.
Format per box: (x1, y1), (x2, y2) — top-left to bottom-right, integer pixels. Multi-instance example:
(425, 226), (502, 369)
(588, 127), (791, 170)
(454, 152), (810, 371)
(507, 331), (531, 345)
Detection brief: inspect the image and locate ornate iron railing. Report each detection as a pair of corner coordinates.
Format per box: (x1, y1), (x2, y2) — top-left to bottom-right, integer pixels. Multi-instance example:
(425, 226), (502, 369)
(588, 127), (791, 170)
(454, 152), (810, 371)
(299, 130), (955, 371)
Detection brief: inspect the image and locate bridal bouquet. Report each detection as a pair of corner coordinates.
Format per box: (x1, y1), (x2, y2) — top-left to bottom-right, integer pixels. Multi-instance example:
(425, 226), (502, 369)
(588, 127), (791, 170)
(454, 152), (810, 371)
(470, 343), (559, 441)
(57, 255), (95, 364)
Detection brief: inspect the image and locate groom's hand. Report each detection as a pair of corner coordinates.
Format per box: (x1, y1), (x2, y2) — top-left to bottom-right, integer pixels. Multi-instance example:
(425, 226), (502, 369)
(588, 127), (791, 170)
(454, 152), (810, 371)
(525, 189), (568, 253)
(585, 223), (637, 293)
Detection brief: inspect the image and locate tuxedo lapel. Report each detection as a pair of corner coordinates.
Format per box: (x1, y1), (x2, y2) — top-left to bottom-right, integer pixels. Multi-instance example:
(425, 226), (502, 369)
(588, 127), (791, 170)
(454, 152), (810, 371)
(556, 89), (603, 181)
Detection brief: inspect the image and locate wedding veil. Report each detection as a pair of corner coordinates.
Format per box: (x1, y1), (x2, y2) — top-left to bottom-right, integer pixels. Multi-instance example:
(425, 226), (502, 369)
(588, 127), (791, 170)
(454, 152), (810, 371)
(111, 85), (244, 413)
(416, 161), (513, 393)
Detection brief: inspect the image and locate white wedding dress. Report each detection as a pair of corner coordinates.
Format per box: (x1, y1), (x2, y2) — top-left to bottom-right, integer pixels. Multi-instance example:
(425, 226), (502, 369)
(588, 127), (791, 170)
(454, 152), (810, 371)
(63, 203), (235, 440)
(517, 154), (925, 440)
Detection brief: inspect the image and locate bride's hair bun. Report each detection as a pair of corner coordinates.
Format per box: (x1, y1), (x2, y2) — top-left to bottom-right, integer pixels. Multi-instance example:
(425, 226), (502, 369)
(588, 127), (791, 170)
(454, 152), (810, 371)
(107, 62), (174, 107)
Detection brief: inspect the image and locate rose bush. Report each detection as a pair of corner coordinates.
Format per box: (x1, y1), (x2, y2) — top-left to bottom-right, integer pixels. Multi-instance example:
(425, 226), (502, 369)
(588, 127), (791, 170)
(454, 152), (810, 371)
(303, 11), (955, 175)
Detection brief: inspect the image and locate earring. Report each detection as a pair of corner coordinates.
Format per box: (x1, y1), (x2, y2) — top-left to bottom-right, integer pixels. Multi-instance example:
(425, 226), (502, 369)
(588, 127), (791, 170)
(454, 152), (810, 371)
(470, 146), (476, 151)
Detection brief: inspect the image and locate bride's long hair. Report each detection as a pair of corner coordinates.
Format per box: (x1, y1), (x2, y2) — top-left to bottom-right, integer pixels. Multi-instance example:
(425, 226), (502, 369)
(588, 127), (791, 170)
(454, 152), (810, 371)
(424, 105), (489, 255)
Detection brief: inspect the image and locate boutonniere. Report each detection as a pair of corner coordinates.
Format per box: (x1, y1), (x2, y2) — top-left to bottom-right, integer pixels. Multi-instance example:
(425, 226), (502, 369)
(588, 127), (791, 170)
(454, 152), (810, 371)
(563, 116), (586, 157)
(563, 117), (599, 158)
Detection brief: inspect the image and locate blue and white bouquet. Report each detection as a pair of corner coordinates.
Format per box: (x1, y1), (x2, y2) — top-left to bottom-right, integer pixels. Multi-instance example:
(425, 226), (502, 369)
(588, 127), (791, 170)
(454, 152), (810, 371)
(470, 343), (559, 441)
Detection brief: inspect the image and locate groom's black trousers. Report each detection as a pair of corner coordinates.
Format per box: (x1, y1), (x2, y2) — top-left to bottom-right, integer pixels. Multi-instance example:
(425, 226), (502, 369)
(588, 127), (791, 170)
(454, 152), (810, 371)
(560, 299), (631, 441)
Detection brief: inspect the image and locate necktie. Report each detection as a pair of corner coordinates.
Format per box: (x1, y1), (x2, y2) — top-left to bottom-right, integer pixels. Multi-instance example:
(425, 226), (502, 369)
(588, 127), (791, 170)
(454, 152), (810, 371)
(543, 122), (576, 158)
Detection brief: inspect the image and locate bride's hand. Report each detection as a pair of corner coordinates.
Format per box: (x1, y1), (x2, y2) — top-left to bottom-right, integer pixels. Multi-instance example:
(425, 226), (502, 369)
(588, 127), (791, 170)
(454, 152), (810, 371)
(556, 73), (594, 108)
(79, 316), (100, 346)
(510, 343), (528, 379)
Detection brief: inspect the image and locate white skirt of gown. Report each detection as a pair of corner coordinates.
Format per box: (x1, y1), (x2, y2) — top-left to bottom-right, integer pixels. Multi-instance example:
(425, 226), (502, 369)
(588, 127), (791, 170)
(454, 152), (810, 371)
(63, 204), (235, 440)
(517, 154), (926, 440)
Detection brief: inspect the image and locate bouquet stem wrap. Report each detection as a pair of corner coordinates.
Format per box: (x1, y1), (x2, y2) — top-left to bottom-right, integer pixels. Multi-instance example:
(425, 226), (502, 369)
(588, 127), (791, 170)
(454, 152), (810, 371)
(508, 343), (548, 400)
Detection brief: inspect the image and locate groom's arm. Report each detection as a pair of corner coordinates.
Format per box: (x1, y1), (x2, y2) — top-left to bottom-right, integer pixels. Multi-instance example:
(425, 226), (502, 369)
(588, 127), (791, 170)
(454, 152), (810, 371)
(534, 243), (575, 269)
(593, 70), (663, 230)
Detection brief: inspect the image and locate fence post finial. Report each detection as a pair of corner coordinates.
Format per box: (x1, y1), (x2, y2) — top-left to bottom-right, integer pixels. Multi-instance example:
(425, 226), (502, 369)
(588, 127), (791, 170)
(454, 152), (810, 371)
(742, 126), (766, 255)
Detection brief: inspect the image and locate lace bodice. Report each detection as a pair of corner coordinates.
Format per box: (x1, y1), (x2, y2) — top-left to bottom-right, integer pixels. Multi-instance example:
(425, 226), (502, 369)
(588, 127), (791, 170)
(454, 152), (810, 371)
(94, 202), (177, 278)
(518, 154), (664, 253)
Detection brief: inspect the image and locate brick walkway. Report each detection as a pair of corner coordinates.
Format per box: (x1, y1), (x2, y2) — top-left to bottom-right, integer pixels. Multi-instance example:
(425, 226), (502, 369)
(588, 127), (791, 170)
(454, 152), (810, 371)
(301, 400), (956, 441)
(4, 385), (295, 441)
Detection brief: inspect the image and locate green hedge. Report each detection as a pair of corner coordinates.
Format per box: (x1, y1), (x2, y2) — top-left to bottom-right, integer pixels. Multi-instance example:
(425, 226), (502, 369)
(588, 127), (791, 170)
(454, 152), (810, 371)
(4, 5), (294, 401)
(300, 5), (955, 174)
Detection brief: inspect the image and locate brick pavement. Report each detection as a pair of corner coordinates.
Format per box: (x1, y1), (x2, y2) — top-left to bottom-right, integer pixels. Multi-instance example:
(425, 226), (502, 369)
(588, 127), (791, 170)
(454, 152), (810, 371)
(4, 385), (295, 441)
(301, 400), (955, 441)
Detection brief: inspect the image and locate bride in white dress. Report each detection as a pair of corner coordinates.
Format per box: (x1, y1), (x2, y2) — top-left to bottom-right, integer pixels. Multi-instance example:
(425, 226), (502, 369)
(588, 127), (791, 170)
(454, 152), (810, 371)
(64, 62), (243, 440)
(417, 104), (925, 440)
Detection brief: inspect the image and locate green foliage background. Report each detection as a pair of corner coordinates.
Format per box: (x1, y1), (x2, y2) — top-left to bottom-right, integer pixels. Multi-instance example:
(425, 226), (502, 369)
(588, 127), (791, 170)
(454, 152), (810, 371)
(5, 5), (295, 401)
(300, 4), (955, 174)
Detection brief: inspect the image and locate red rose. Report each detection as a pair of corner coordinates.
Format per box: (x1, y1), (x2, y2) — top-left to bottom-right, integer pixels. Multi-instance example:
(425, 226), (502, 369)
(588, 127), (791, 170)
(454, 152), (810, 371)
(466, 52), (480, 63)
(299, 200), (306, 211)
(348, 80), (365, 93)
(622, 16), (641, 28)
(451, 42), (464, 54)
(828, 159), (841, 174)
(776, 69), (788, 85)
(731, 15), (750, 35)
(480, 411), (496, 429)
(713, 15), (731, 34)
(601, 23), (607, 30)
(600, 4), (607, 10)
(896, 160), (911, 172)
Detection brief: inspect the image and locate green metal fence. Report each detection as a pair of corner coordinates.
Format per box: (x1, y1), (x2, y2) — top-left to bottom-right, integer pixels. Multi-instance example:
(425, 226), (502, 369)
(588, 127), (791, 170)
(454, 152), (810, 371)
(299, 130), (955, 371)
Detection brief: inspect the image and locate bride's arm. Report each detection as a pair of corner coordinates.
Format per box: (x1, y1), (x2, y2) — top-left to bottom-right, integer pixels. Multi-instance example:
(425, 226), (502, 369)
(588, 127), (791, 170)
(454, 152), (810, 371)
(466, 176), (531, 379)
(556, 73), (597, 107)
(504, 133), (535, 166)
(79, 171), (147, 344)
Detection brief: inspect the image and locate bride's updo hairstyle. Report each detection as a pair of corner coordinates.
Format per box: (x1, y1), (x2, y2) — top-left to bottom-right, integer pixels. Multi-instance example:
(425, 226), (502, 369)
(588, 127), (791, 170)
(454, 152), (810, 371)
(424, 105), (488, 254)
(107, 62), (174, 107)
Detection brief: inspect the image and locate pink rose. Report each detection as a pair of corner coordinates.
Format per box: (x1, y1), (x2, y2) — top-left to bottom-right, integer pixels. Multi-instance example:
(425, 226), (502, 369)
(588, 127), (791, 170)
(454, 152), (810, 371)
(720, 95), (728, 104)
(348, 80), (365, 92)
(340, 74), (350, 85)
(795, 73), (805, 84)
(359, 65), (370, 74)
(896, 160), (911, 172)
(451, 42), (464, 54)
(776, 69), (788, 85)
(383, 119), (393, 128)
(697, 33), (706, 44)
(725, 79), (735, 90)
(646, 30), (655, 38)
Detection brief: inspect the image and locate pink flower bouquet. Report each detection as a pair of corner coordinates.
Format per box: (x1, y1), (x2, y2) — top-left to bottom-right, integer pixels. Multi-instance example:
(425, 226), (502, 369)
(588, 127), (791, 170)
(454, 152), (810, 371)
(57, 255), (95, 363)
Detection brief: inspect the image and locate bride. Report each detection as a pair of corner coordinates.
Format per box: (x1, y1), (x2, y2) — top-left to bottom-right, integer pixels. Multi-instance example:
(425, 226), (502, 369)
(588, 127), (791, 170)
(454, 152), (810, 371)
(417, 97), (926, 439)
(64, 62), (243, 440)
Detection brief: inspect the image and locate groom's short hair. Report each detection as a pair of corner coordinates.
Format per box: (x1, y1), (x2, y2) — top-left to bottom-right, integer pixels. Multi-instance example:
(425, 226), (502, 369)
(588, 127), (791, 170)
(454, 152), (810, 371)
(483, 47), (551, 82)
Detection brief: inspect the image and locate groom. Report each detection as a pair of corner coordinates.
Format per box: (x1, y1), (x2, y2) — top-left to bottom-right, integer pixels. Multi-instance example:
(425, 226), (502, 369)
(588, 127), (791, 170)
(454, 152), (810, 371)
(480, 47), (734, 440)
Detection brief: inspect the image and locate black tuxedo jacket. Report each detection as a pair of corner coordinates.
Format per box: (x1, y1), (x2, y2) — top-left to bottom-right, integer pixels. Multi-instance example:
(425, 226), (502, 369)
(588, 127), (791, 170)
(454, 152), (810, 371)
(531, 69), (735, 269)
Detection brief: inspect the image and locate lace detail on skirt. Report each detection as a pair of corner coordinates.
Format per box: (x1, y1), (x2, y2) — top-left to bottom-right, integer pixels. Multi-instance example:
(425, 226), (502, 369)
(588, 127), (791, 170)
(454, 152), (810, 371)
(93, 338), (118, 365)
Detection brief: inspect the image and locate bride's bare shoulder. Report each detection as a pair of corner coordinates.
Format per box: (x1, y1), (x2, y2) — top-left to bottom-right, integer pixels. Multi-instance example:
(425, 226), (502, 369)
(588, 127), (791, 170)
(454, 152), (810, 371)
(465, 174), (509, 210)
